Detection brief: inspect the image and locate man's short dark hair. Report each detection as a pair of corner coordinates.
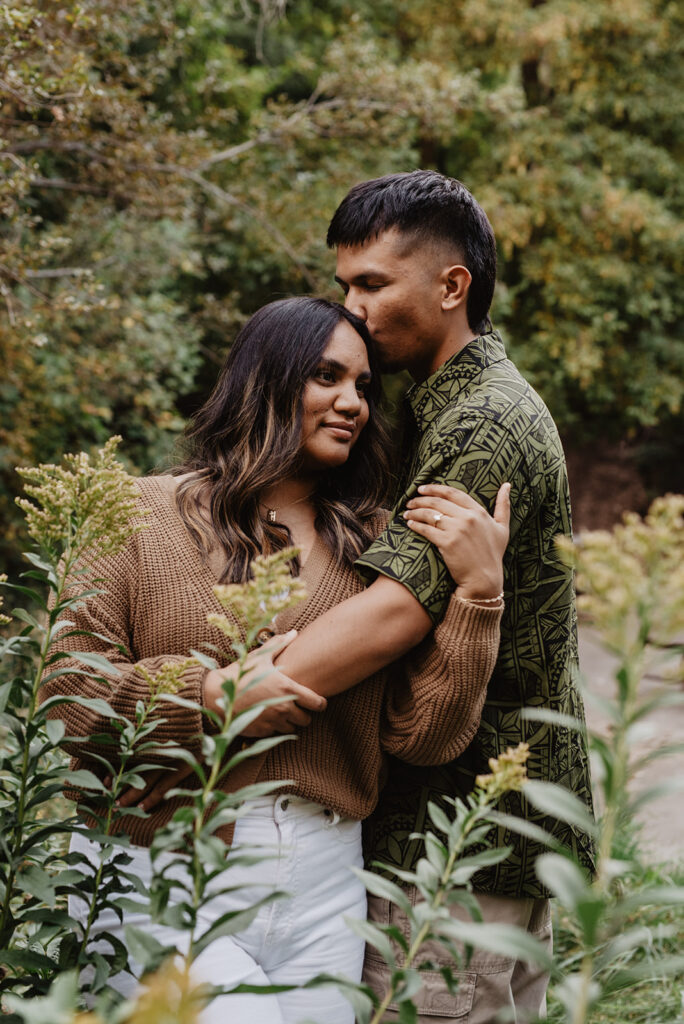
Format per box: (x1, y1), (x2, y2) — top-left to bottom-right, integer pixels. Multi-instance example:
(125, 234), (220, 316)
(327, 170), (497, 334)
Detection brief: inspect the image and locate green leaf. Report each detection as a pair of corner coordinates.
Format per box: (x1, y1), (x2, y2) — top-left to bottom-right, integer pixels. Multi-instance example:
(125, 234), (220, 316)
(193, 893), (289, 957)
(65, 768), (107, 791)
(40, 694), (125, 720)
(0, 947), (58, 972)
(189, 648), (218, 670)
(426, 800), (455, 838)
(398, 998), (418, 1023)
(124, 924), (173, 972)
(10, 607), (43, 631)
(2, 582), (47, 608)
(15, 864), (60, 907)
(520, 707), (585, 730)
(535, 854), (604, 943)
(352, 868), (412, 914)
(488, 811), (562, 852)
(436, 920), (553, 969)
(524, 780), (598, 837)
(344, 916), (398, 967)
(3, 970), (80, 1021)
(60, 650), (122, 675)
(44, 717), (65, 745)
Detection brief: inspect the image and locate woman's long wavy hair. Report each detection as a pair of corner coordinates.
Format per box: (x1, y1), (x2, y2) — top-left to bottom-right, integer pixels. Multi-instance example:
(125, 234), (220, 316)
(173, 297), (393, 582)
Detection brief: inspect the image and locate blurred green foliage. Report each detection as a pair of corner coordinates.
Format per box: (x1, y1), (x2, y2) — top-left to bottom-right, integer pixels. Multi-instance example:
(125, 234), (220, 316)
(2, 0), (682, 570)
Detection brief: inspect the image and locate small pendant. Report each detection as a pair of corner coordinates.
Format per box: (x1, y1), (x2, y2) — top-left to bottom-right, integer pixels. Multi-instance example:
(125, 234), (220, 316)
(267, 509), (277, 523)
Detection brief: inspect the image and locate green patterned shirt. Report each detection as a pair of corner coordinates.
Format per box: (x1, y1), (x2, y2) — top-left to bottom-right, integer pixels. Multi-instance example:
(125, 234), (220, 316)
(358, 331), (595, 897)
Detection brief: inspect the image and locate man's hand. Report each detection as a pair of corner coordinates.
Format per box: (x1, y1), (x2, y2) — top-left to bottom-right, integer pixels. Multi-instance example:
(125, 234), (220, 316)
(404, 481), (511, 600)
(204, 630), (327, 737)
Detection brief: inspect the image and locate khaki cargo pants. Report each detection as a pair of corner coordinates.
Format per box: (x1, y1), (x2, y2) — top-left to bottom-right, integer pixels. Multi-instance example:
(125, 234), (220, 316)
(362, 889), (552, 1023)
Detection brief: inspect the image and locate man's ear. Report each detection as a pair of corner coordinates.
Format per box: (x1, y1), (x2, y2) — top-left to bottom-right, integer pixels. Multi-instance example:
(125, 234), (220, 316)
(441, 264), (471, 311)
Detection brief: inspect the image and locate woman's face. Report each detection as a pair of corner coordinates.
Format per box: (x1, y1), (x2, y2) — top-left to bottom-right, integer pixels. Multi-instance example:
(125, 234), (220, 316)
(299, 320), (372, 472)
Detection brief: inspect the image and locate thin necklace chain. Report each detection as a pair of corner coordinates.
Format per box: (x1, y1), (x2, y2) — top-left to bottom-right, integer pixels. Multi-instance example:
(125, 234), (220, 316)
(261, 491), (314, 523)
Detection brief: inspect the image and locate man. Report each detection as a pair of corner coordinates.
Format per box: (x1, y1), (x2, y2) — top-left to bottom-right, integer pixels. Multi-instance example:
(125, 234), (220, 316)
(278, 170), (594, 1022)
(132, 170), (594, 1021)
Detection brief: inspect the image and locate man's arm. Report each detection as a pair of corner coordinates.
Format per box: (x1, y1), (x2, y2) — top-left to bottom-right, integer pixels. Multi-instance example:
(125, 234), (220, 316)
(276, 482), (510, 698)
(275, 575), (432, 697)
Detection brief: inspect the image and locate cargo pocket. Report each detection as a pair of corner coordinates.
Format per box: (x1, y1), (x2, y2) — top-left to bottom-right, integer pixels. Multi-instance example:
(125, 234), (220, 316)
(363, 948), (476, 1018)
(363, 893), (477, 1018)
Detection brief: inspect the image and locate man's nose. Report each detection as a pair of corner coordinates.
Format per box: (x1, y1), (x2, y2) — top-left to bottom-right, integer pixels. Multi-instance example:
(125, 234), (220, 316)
(344, 288), (367, 321)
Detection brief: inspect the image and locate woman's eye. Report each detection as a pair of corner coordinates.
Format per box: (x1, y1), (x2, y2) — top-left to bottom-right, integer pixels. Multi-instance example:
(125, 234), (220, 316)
(315, 369), (335, 383)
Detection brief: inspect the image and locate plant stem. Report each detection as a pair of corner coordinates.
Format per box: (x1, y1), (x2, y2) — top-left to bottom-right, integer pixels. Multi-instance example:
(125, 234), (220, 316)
(568, 646), (643, 1024)
(0, 544), (74, 942)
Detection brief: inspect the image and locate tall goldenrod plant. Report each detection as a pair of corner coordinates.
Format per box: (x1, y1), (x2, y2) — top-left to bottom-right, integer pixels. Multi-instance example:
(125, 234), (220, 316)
(0, 438), (152, 1003)
(532, 495), (684, 1024)
(0, 439), (307, 1019)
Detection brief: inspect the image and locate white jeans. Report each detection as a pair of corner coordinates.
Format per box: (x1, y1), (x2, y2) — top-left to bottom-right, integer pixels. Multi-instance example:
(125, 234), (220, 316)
(70, 795), (366, 1023)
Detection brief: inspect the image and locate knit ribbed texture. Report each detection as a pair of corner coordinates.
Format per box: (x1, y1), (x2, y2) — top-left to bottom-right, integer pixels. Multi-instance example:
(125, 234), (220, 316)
(41, 476), (501, 847)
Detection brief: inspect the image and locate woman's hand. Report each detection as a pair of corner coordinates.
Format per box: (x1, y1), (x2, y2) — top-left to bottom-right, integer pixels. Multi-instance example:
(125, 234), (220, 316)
(403, 482), (511, 601)
(204, 630), (327, 737)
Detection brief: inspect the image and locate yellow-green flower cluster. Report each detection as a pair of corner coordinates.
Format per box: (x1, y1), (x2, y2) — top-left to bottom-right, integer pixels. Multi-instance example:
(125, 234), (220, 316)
(15, 436), (147, 560)
(475, 742), (530, 800)
(208, 547), (307, 646)
(556, 494), (684, 657)
(0, 574), (10, 625)
(134, 658), (197, 699)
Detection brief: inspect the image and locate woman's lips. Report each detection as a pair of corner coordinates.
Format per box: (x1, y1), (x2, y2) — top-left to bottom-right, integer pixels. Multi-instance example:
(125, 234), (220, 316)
(324, 422), (355, 440)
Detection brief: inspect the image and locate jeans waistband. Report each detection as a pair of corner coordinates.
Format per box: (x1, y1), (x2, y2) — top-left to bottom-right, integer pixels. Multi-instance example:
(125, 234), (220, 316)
(244, 794), (342, 825)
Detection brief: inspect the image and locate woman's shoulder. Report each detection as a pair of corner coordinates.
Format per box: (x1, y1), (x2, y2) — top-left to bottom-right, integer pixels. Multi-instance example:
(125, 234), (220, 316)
(367, 508), (391, 538)
(130, 474), (197, 542)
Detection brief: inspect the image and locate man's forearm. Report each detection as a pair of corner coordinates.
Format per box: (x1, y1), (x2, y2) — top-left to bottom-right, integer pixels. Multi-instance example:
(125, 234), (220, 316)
(276, 575), (432, 697)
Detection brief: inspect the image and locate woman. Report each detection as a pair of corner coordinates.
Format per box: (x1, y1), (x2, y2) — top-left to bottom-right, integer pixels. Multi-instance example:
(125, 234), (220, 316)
(43, 297), (507, 1024)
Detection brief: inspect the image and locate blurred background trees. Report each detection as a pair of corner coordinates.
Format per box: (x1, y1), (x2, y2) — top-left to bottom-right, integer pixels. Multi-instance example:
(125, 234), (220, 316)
(2, 0), (683, 571)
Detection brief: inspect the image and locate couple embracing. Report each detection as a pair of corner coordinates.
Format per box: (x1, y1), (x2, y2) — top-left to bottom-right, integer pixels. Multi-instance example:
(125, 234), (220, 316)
(45, 171), (594, 1023)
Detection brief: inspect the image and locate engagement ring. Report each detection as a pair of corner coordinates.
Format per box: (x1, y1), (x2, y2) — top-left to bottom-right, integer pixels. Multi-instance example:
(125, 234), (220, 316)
(433, 512), (443, 524)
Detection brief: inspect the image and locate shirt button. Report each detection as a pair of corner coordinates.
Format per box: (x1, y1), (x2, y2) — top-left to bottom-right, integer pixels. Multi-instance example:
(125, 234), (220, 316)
(256, 627), (275, 646)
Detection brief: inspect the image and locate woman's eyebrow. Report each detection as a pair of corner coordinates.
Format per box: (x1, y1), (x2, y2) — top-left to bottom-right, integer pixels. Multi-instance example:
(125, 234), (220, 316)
(317, 357), (372, 381)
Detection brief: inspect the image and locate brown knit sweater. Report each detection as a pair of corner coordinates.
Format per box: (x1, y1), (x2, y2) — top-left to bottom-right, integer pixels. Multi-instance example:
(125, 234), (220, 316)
(41, 476), (501, 847)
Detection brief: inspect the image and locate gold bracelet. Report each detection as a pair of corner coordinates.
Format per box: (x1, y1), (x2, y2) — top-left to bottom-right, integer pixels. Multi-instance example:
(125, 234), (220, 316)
(458, 590), (504, 605)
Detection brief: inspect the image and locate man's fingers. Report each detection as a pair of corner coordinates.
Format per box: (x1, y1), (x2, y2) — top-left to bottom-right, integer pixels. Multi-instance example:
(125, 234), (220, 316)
(493, 482), (511, 529)
(118, 786), (146, 808)
(139, 765), (194, 811)
(286, 705), (312, 728)
(286, 678), (327, 712)
(117, 768), (166, 807)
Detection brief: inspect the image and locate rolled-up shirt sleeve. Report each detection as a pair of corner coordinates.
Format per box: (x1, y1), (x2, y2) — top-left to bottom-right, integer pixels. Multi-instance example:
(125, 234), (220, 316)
(355, 414), (528, 624)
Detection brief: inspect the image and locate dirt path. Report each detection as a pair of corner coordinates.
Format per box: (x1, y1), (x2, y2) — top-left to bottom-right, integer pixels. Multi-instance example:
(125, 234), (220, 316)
(578, 627), (684, 864)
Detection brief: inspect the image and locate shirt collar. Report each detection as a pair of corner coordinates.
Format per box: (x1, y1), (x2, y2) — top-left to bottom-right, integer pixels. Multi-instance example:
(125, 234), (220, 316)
(405, 331), (508, 431)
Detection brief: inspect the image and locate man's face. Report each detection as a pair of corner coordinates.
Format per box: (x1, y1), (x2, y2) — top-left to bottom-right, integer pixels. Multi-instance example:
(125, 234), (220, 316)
(334, 228), (449, 379)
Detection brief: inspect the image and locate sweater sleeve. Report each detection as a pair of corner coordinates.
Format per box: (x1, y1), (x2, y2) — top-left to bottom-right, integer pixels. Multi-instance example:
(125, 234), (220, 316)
(379, 595), (502, 766)
(39, 534), (209, 764)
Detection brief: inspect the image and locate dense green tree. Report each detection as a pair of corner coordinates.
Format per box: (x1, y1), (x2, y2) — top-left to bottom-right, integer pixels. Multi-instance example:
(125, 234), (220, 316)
(1, 0), (682, 567)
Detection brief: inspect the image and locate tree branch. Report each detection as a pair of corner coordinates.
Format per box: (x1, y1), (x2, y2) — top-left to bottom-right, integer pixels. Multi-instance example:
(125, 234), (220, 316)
(148, 162), (318, 289)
